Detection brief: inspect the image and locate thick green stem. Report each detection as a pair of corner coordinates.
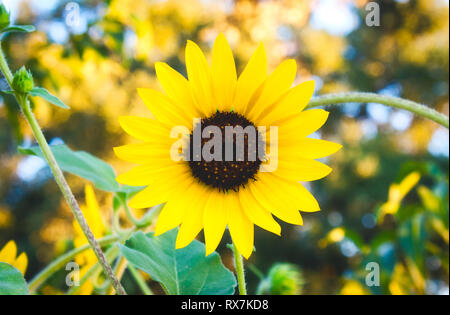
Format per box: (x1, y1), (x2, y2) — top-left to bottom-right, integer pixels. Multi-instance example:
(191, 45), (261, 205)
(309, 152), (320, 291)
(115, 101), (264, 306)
(232, 243), (247, 295)
(0, 41), (126, 295)
(28, 235), (119, 293)
(307, 92), (449, 129)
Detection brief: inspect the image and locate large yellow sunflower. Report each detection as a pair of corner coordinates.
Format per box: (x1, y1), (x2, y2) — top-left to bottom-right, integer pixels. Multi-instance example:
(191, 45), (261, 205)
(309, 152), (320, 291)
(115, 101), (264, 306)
(114, 34), (341, 259)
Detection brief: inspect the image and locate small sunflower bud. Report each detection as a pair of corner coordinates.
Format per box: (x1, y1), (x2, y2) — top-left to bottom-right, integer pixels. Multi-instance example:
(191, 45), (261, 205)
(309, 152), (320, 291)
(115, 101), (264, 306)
(12, 66), (34, 94)
(257, 263), (304, 295)
(0, 4), (10, 30)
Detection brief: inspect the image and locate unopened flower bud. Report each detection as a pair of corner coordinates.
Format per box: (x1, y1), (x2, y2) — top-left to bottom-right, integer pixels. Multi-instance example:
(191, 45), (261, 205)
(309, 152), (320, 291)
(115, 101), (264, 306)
(12, 66), (34, 94)
(257, 263), (304, 295)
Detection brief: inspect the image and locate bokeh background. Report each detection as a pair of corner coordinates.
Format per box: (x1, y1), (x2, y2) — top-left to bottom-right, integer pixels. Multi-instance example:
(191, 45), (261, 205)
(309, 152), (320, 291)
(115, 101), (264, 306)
(0, 0), (448, 295)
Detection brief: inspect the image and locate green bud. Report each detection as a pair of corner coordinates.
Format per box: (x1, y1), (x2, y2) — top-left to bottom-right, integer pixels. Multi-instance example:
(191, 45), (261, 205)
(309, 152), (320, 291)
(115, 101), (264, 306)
(0, 4), (10, 30)
(256, 263), (304, 295)
(12, 66), (34, 94)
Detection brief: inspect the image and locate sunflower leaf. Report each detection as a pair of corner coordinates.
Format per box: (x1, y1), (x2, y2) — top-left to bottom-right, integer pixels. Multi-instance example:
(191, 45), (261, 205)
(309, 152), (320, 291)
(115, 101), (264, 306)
(18, 144), (121, 192)
(30, 87), (70, 109)
(0, 25), (36, 34)
(120, 230), (237, 295)
(0, 263), (28, 295)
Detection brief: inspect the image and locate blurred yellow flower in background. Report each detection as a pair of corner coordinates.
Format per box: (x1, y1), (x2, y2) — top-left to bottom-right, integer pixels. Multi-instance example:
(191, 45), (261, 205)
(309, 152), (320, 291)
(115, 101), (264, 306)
(72, 184), (106, 295)
(0, 240), (28, 276)
(380, 171), (421, 219)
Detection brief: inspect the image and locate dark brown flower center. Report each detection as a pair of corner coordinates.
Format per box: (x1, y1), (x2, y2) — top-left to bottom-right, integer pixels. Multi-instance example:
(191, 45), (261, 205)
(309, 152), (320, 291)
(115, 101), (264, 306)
(187, 111), (264, 192)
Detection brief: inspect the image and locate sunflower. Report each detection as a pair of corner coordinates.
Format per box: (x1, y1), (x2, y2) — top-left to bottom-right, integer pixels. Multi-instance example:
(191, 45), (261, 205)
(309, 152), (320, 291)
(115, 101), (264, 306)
(0, 240), (28, 275)
(114, 34), (341, 258)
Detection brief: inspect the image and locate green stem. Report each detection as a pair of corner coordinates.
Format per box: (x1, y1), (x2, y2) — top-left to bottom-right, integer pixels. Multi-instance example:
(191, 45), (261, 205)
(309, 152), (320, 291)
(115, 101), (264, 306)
(128, 264), (154, 295)
(123, 202), (141, 227)
(67, 245), (120, 295)
(232, 243), (247, 295)
(28, 234), (119, 293)
(307, 92), (449, 129)
(0, 41), (126, 295)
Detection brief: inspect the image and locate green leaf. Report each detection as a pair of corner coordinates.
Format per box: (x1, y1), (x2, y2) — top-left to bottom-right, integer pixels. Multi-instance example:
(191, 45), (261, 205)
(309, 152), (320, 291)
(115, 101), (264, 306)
(0, 262), (28, 295)
(1, 25), (36, 33)
(18, 144), (120, 192)
(120, 230), (237, 295)
(30, 87), (69, 109)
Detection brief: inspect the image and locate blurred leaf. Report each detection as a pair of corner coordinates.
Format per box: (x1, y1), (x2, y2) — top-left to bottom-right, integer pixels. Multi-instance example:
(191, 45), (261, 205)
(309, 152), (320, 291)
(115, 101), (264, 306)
(30, 87), (69, 109)
(0, 25), (35, 34)
(120, 230), (237, 295)
(18, 144), (120, 192)
(0, 262), (28, 295)
(399, 214), (427, 271)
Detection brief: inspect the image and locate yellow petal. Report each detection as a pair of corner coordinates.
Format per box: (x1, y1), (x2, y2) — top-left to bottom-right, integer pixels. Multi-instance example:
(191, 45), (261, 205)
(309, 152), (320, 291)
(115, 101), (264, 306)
(279, 138), (342, 159)
(398, 171), (421, 199)
(233, 43), (267, 114)
(116, 162), (186, 186)
(274, 159), (332, 182)
(118, 116), (171, 142)
(185, 40), (216, 116)
(176, 185), (211, 249)
(261, 173), (320, 212)
(14, 252), (28, 275)
(212, 33), (237, 112)
(128, 171), (190, 209)
(246, 59), (297, 122)
(203, 192), (228, 256)
(84, 184), (105, 238)
(278, 109), (329, 138)
(248, 180), (303, 225)
(0, 240), (17, 265)
(114, 142), (171, 164)
(155, 62), (201, 118)
(258, 80), (315, 125)
(228, 194), (254, 259)
(137, 88), (192, 127)
(239, 189), (281, 235)
(154, 177), (196, 236)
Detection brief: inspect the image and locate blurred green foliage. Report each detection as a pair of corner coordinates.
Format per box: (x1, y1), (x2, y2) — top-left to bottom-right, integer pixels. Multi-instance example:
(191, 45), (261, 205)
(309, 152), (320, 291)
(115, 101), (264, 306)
(0, 0), (448, 294)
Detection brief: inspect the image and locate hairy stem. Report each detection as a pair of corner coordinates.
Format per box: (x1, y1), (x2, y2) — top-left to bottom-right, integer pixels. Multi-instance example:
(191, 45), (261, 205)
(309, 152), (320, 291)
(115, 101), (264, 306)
(67, 245), (120, 295)
(28, 235), (119, 293)
(0, 42), (126, 295)
(307, 92), (449, 129)
(232, 243), (247, 295)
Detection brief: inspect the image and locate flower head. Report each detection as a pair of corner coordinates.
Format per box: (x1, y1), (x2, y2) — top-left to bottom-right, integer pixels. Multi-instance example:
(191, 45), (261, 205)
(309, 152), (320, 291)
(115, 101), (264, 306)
(12, 66), (34, 94)
(0, 240), (28, 275)
(257, 263), (304, 295)
(115, 34), (341, 258)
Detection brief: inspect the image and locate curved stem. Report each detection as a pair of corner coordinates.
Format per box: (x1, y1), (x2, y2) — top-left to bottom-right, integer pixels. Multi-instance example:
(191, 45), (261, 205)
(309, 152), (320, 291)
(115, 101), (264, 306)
(20, 98), (126, 295)
(128, 264), (154, 295)
(28, 234), (119, 293)
(0, 41), (126, 295)
(307, 92), (449, 129)
(232, 243), (247, 295)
